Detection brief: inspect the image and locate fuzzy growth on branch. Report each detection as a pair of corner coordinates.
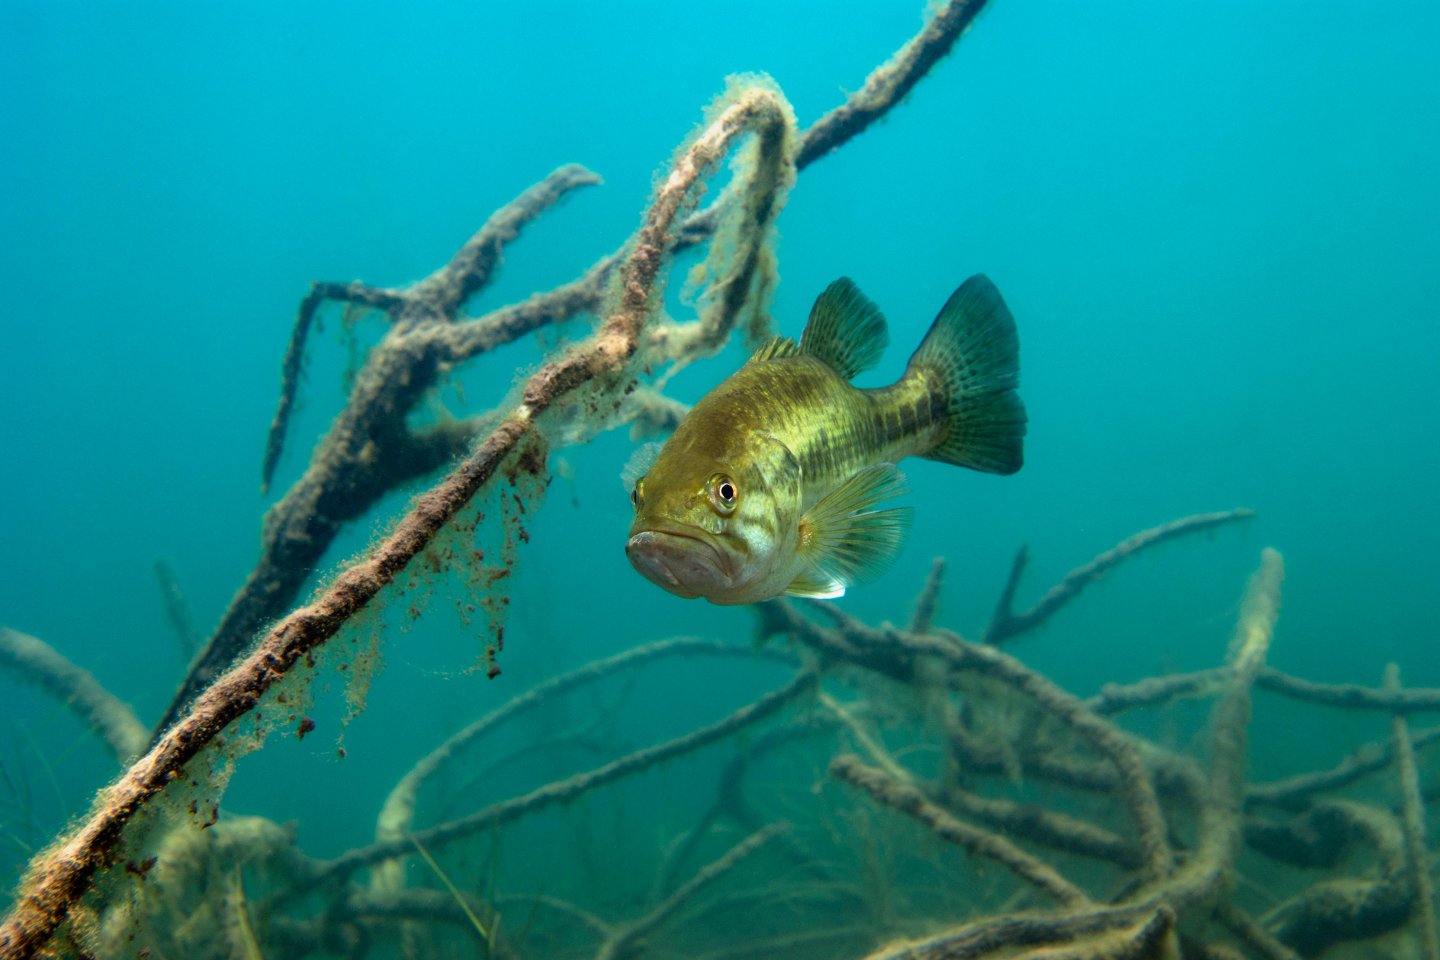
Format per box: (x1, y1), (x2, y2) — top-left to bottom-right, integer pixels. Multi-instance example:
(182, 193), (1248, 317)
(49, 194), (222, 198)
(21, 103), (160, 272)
(0, 80), (799, 959)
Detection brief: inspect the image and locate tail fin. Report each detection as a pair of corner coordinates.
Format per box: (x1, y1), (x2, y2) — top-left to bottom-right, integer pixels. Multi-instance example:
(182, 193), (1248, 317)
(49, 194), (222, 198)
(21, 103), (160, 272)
(907, 274), (1026, 474)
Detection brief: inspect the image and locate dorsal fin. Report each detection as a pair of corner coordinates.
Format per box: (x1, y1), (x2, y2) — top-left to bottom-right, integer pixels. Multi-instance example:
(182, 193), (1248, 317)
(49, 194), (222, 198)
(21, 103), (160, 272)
(799, 278), (889, 380)
(747, 336), (801, 364)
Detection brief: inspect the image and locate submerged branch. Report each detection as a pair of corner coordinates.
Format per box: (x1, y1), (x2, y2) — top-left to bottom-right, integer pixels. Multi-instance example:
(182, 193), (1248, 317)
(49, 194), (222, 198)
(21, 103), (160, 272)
(1089, 666), (1440, 718)
(0, 85), (797, 959)
(596, 824), (787, 960)
(832, 754), (1092, 908)
(984, 509), (1256, 645)
(1387, 663), (1440, 960)
(1161, 548), (1283, 913)
(167, 0), (1007, 748)
(167, 164), (603, 740)
(863, 905), (1171, 960)
(320, 671), (815, 883)
(797, 0), (993, 169)
(260, 281), (407, 494)
(152, 560), (199, 661)
(0, 628), (146, 763)
(371, 638), (792, 894)
(9, 513), (1426, 959)
(1247, 725), (1440, 810)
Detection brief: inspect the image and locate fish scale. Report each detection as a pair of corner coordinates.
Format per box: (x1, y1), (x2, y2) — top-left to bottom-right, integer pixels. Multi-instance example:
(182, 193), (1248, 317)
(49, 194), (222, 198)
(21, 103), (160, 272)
(712, 357), (945, 510)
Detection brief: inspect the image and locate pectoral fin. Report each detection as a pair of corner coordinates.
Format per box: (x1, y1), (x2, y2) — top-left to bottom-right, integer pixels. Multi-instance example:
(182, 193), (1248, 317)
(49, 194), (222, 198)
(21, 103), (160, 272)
(620, 442), (663, 492)
(792, 463), (912, 594)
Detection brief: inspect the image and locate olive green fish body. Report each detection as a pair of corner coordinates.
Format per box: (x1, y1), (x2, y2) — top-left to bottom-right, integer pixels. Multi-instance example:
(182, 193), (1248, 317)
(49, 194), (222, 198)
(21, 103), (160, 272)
(688, 355), (943, 511)
(626, 275), (1025, 604)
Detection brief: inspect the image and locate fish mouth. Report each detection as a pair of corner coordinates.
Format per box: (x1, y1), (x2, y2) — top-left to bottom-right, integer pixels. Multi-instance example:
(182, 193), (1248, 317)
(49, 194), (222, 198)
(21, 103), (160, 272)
(626, 528), (733, 599)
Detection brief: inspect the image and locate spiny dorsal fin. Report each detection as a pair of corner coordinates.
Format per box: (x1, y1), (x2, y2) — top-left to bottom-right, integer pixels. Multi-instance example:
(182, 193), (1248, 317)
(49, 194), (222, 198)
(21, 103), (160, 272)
(748, 336), (801, 364)
(908, 274), (1026, 475)
(790, 463), (912, 597)
(799, 278), (889, 380)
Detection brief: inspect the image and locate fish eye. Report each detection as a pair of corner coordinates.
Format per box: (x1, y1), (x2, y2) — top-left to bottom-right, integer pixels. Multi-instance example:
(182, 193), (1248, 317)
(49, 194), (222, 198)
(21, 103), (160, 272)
(631, 479), (645, 509)
(709, 474), (738, 512)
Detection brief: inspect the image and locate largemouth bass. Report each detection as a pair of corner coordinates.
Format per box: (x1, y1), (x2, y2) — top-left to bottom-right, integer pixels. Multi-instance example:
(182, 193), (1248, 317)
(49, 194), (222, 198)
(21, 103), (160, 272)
(625, 275), (1025, 604)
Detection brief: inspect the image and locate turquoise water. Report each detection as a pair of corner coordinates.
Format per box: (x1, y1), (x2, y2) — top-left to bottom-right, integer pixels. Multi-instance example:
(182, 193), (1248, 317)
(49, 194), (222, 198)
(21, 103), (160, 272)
(2, 1), (1437, 954)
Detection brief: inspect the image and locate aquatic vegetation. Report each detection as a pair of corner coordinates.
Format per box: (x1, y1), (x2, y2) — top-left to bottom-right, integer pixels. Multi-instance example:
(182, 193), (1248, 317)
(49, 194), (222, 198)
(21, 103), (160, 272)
(2, 2), (1437, 959)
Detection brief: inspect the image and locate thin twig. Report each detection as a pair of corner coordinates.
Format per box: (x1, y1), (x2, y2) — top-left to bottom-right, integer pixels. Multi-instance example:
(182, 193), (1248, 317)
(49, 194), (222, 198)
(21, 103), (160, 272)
(984, 509), (1256, 645)
(1089, 665), (1440, 718)
(1247, 726), (1440, 810)
(261, 281), (407, 494)
(1213, 901), (1303, 960)
(940, 782), (1142, 869)
(596, 824), (786, 960)
(152, 560), (199, 661)
(1256, 669), (1440, 714)
(371, 638), (791, 894)
(317, 671), (815, 884)
(832, 755), (1092, 908)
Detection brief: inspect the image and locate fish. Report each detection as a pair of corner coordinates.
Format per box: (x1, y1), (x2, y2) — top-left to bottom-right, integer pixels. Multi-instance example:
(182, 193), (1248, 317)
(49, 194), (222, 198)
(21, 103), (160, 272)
(624, 274), (1026, 605)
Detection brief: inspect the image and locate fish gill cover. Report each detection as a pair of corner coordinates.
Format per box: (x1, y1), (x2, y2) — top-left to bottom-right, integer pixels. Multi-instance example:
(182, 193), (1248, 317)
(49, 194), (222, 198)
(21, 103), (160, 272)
(0, 1), (1437, 959)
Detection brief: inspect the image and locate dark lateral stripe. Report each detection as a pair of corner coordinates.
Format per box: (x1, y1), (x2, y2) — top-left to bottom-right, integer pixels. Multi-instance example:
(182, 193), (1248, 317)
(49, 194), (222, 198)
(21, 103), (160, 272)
(864, 379), (939, 458)
(752, 362), (943, 488)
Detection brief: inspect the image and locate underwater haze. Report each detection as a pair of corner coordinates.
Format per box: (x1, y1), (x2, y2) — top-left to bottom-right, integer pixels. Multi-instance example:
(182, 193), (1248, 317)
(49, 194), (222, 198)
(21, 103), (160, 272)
(2, 1), (1438, 958)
